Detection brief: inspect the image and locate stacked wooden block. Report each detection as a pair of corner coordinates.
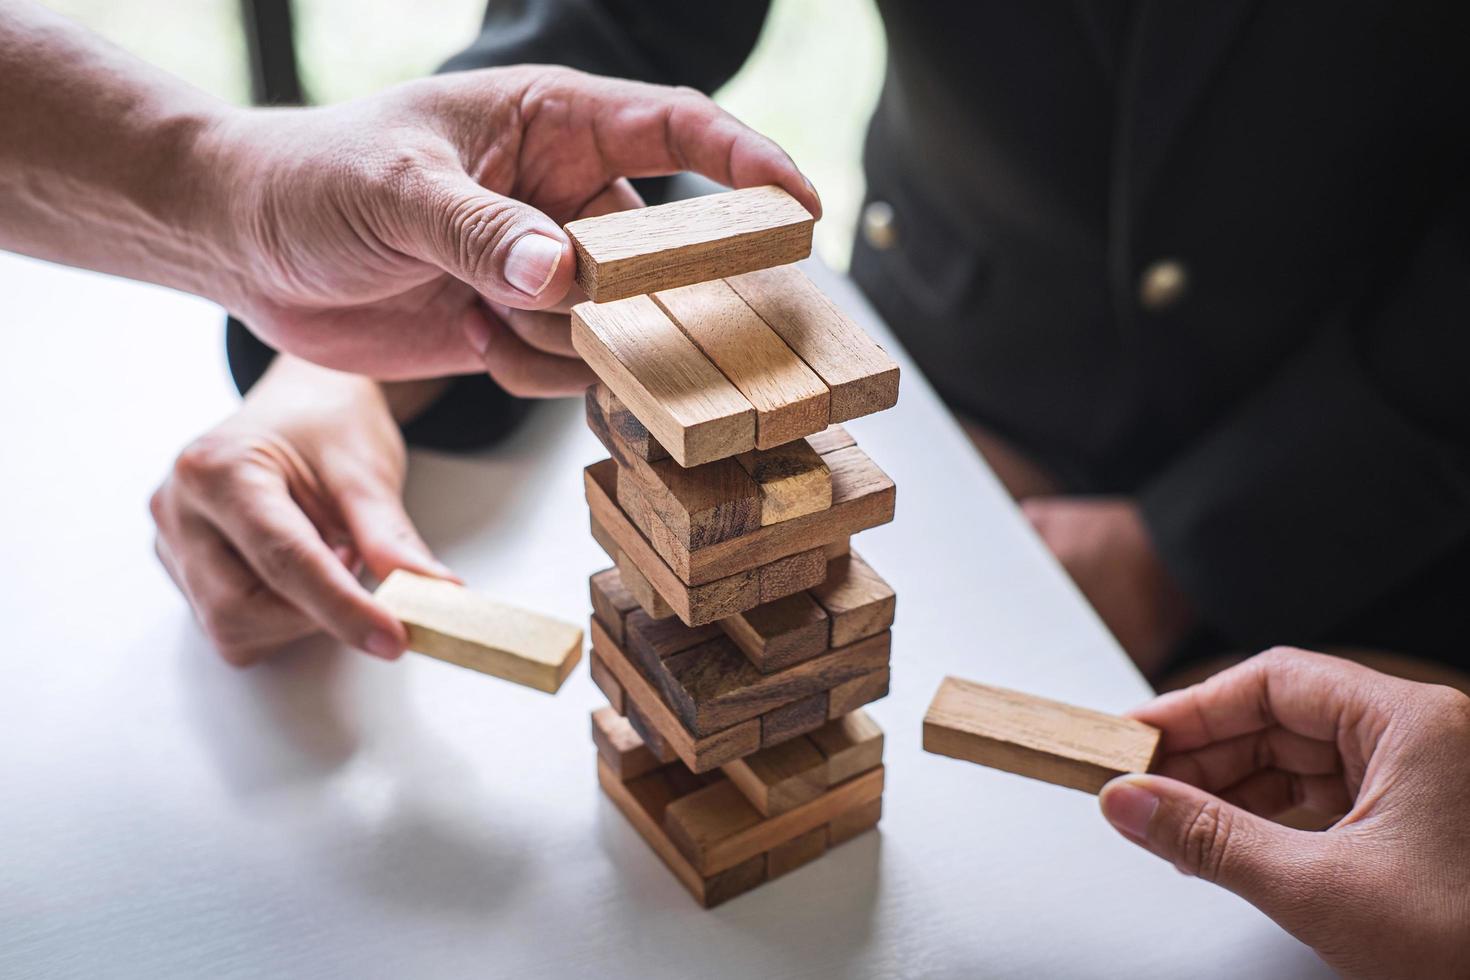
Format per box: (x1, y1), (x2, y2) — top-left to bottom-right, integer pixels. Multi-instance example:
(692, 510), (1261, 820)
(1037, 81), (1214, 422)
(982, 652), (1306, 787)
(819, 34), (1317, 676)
(568, 186), (901, 906)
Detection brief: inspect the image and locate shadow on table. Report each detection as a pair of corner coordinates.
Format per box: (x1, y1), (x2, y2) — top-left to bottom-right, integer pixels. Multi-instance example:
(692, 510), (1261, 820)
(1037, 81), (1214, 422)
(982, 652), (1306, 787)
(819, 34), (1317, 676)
(176, 621), (531, 916)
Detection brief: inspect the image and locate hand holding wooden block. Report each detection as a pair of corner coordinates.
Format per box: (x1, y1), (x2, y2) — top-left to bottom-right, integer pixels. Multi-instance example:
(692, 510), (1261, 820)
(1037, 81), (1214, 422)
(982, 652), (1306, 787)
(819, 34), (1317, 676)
(923, 677), (1161, 793)
(374, 570), (582, 694)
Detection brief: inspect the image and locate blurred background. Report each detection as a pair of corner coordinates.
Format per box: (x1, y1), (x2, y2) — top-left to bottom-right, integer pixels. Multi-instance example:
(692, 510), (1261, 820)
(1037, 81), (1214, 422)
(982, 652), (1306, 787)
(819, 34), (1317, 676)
(42, 0), (885, 270)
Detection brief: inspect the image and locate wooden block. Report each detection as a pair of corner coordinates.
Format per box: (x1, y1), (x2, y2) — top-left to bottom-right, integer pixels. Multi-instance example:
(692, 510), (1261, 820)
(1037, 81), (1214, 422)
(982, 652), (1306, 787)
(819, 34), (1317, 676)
(810, 551), (896, 647)
(721, 736), (827, 817)
(566, 185), (814, 302)
(639, 442), (894, 586)
(760, 691), (829, 747)
(720, 591), (830, 673)
(726, 265), (900, 422)
(597, 759), (767, 908)
(613, 552), (675, 620)
(768, 826), (827, 879)
(737, 439), (832, 527)
(592, 707), (664, 781)
(654, 630), (891, 737)
(588, 649), (625, 713)
(809, 709), (884, 786)
(590, 617), (760, 773)
(572, 295), (755, 467)
(374, 571), (582, 694)
(805, 424), (855, 455)
(759, 548), (830, 603)
(923, 677), (1162, 794)
(590, 567), (640, 645)
(624, 698), (678, 765)
(824, 537), (850, 559)
(827, 667), (890, 719)
(827, 796), (882, 846)
(591, 393), (761, 549)
(653, 279), (829, 449)
(585, 383), (668, 463)
(665, 765), (885, 876)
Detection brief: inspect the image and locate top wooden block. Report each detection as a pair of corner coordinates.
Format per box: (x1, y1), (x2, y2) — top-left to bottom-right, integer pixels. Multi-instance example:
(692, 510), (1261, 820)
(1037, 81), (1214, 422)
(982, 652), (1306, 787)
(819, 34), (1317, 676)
(565, 186), (814, 302)
(374, 570), (583, 694)
(922, 677), (1161, 794)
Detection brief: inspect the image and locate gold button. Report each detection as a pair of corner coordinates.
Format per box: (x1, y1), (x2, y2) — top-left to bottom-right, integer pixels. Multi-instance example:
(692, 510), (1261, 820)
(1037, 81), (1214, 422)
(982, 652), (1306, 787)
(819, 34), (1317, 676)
(1139, 259), (1188, 311)
(862, 200), (897, 250)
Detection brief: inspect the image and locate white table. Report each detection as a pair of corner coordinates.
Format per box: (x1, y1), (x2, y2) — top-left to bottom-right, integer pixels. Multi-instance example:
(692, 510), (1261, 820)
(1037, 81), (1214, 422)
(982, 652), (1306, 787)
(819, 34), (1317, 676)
(0, 252), (1327, 979)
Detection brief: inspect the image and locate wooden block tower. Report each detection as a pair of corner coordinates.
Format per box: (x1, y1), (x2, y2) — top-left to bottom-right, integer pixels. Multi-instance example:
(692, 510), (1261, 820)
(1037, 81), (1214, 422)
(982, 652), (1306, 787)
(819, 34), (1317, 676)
(566, 186), (901, 906)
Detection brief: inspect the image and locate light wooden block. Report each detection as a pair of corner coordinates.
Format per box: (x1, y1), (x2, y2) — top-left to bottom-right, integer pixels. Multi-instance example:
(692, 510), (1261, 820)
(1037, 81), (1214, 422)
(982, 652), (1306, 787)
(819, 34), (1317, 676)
(374, 571), (581, 694)
(665, 765), (885, 876)
(590, 617), (760, 773)
(572, 295), (755, 467)
(736, 438), (832, 526)
(566, 185), (814, 302)
(721, 736), (827, 817)
(827, 796), (882, 846)
(726, 264), (899, 422)
(805, 424), (855, 455)
(810, 551), (896, 647)
(827, 667), (890, 719)
(720, 591), (831, 673)
(767, 826), (827, 878)
(809, 709), (885, 786)
(653, 279), (829, 449)
(597, 759), (768, 908)
(592, 707), (664, 781)
(923, 677), (1162, 793)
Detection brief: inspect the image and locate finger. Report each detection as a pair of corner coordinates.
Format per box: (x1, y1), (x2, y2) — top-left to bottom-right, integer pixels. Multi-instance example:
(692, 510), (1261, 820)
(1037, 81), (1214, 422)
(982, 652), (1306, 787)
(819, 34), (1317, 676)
(331, 471), (457, 584)
(533, 71), (821, 217)
(459, 304), (596, 397)
(1127, 646), (1414, 751)
(1156, 726), (1343, 792)
(576, 177), (643, 219)
(1099, 774), (1328, 918)
(201, 475), (409, 659)
(486, 301), (577, 357)
(1217, 769), (1354, 820)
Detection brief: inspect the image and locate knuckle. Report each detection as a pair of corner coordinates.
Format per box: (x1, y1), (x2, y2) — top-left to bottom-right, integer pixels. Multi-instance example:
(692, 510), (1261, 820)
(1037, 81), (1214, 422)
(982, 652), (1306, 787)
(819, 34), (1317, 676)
(449, 198), (517, 279)
(256, 532), (313, 583)
(1179, 800), (1234, 883)
(173, 434), (241, 489)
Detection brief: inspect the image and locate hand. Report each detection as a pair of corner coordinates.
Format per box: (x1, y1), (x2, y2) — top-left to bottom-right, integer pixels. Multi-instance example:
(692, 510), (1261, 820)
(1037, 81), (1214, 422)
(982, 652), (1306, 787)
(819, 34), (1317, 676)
(1100, 648), (1470, 978)
(150, 357), (450, 665)
(199, 66), (821, 383)
(1021, 496), (1193, 673)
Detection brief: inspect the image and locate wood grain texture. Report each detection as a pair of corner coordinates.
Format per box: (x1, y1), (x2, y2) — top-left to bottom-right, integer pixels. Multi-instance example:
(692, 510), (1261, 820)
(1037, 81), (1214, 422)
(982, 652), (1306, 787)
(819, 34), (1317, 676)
(923, 677), (1162, 793)
(592, 707), (663, 781)
(827, 796), (882, 846)
(720, 590), (831, 674)
(374, 571), (582, 694)
(635, 441), (894, 586)
(589, 616), (760, 773)
(767, 826), (827, 879)
(721, 736), (827, 817)
(760, 691), (829, 747)
(585, 383), (668, 462)
(665, 765), (885, 876)
(613, 551), (675, 621)
(597, 759), (768, 908)
(810, 551), (896, 647)
(566, 185), (814, 302)
(590, 566), (640, 646)
(572, 295), (755, 467)
(588, 650), (625, 713)
(736, 438), (832, 526)
(759, 548), (829, 603)
(726, 264), (900, 422)
(653, 279), (829, 449)
(590, 391), (761, 549)
(805, 424), (855, 455)
(827, 667), (890, 719)
(809, 709), (885, 786)
(624, 699), (678, 765)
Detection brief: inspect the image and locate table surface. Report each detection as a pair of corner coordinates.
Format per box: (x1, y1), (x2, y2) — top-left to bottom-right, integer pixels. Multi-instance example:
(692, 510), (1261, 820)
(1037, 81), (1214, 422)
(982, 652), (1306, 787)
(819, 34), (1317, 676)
(0, 252), (1329, 979)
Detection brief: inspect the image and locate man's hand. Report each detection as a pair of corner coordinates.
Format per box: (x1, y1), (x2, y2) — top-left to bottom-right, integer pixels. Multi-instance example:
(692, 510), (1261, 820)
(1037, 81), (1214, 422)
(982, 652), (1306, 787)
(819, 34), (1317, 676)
(1100, 648), (1470, 978)
(1021, 496), (1194, 674)
(150, 357), (449, 665)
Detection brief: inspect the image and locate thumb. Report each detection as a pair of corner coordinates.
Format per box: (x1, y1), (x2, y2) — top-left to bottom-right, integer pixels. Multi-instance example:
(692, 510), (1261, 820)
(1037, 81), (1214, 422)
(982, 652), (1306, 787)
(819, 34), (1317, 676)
(399, 168), (576, 309)
(1100, 774), (1324, 915)
(335, 480), (458, 585)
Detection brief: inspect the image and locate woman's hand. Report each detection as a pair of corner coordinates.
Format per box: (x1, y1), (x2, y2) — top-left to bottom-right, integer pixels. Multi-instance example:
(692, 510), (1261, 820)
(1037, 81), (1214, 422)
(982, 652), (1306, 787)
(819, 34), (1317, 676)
(1099, 647), (1470, 978)
(150, 357), (451, 665)
(199, 66), (820, 383)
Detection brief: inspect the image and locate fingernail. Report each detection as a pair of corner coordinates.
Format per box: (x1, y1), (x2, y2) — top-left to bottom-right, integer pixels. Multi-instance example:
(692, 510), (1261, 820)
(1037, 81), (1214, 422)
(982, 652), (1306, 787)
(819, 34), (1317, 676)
(1100, 777), (1159, 841)
(364, 629), (403, 660)
(505, 234), (563, 297)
